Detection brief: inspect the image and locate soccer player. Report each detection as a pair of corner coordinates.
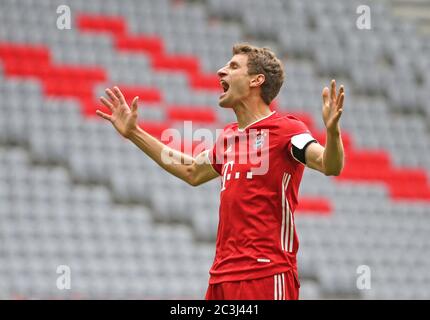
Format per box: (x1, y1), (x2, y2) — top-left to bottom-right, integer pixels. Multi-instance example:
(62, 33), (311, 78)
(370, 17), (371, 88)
(96, 43), (345, 300)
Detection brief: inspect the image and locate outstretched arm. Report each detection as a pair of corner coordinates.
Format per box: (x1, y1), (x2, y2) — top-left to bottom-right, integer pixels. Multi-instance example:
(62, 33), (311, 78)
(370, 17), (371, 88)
(96, 86), (219, 186)
(305, 79), (345, 176)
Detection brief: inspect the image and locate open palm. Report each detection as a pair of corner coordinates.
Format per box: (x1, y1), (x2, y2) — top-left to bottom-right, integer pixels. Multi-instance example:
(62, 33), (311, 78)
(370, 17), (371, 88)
(96, 86), (139, 138)
(322, 79), (345, 134)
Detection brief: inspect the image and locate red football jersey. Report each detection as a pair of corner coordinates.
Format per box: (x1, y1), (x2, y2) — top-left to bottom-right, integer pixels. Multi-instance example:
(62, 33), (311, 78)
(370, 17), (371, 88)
(207, 111), (316, 284)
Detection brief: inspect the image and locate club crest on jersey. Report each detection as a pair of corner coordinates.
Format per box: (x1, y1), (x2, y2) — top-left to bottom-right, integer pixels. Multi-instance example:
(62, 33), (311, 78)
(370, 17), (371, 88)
(254, 133), (266, 150)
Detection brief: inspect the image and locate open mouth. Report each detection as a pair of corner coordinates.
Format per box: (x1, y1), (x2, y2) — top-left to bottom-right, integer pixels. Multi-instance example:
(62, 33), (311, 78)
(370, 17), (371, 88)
(220, 80), (230, 97)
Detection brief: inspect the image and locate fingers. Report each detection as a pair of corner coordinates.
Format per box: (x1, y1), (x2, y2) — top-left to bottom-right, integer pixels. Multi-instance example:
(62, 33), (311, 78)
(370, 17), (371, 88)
(100, 96), (114, 111)
(337, 92), (345, 111)
(322, 87), (329, 107)
(328, 80), (345, 109)
(131, 96), (139, 113)
(113, 86), (127, 105)
(96, 110), (112, 122)
(105, 88), (119, 105)
(334, 88), (344, 122)
(330, 79), (336, 102)
(338, 85), (344, 97)
(333, 108), (343, 122)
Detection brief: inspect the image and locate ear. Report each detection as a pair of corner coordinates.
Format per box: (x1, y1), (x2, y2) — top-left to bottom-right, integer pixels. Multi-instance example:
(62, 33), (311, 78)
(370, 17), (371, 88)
(250, 74), (265, 88)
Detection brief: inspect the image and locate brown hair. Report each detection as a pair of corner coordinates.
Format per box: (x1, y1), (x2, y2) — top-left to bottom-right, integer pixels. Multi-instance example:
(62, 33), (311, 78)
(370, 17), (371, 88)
(232, 43), (285, 105)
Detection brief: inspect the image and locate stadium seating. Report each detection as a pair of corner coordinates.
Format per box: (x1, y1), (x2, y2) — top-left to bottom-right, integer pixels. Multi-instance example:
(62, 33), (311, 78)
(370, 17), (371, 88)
(0, 0), (429, 299)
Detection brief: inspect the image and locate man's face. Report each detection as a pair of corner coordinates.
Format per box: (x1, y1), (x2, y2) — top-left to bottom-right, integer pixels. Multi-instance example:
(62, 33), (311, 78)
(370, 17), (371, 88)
(217, 54), (252, 108)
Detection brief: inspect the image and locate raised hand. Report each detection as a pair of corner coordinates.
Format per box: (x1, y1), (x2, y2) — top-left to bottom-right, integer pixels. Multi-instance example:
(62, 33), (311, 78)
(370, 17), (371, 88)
(322, 79), (344, 135)
(96, 86), (139, 139)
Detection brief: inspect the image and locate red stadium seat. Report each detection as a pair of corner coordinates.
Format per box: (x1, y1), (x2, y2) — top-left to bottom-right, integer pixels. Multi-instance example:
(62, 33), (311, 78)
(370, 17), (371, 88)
(189, 73), (220, 91)
(313, 131), (353, 151)
(0, 43), (50, 62)
(151, 54), (200, 74)
(296, 197), (332, 215)
(115, 35), (164, 56)
(77, 15), (126, 36)
(119, 86), (163, 104)
(76, 14), (217, 91)
(4, 60), (48, 78)
(138, 121), (171, 139)
(167, 106), (217, 123)
(387, 169), (430, 200)
(47, 66), (106, 82)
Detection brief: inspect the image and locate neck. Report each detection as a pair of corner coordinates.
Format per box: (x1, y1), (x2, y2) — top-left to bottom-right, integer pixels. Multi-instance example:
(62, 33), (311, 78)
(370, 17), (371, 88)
(233, 98), (273, 130)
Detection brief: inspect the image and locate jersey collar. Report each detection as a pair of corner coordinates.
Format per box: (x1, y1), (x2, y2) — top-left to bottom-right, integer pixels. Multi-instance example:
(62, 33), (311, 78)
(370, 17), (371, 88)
(237, 111), (276, 132)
